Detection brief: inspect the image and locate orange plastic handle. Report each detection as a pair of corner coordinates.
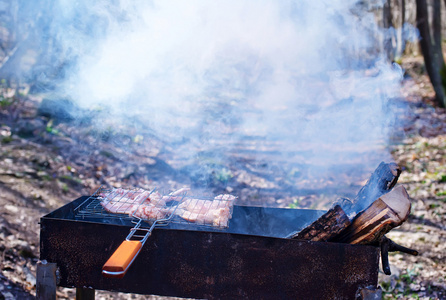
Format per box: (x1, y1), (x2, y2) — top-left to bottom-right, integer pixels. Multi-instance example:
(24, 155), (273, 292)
(102, 240), (142, 278)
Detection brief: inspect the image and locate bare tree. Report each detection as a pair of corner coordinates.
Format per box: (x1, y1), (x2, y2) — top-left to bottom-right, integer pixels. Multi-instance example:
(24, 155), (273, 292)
(416, 0), (446, 107)
(393, 0), (407, 61)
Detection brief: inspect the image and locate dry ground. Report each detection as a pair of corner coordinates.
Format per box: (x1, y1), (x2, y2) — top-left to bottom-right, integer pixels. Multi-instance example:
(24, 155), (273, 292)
(379, 57), (446, 300)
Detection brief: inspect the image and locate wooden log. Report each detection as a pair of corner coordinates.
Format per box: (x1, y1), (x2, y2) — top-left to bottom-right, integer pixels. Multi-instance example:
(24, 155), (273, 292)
(348, 162), (401, 216)
(287, 162), (402, 242)
(288, 205), (351, 241)
(331, 185), (411, 244)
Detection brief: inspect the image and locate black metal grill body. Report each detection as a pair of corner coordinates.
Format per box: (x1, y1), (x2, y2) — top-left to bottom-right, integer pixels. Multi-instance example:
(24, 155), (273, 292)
(40, 196), (380, 299)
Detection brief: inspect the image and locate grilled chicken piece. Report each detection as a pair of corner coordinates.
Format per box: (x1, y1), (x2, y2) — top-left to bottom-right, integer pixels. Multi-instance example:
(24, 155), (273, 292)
(99, 187), (234, 226)
(99, 187), (189, 219)
(130, 203), (171, 220)
(99, 188), (152, 214)
(177, 207), (231, 227)
(176, 194), (236, 227)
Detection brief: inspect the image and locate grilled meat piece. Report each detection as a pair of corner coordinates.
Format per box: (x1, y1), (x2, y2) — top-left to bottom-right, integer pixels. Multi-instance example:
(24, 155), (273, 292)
(176, 194), (236, 227)
(99, 187), (189, 220)
(99, 187), (235, 226)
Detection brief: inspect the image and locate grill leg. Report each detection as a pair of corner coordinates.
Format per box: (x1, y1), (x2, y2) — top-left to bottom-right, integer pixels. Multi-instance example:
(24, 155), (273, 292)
(36, 261), (58, 300)
(357, 286), (382, 300)
(76, 287), (95, 300)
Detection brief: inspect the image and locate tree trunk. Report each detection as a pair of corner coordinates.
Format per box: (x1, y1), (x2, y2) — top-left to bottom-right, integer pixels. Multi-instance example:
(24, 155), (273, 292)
(394, 0), (406, 61)
(433, 0), (446, 96)
(383, 0), (395, 60)
(416, 0), (446, 107)
(401, 0), (405, 29)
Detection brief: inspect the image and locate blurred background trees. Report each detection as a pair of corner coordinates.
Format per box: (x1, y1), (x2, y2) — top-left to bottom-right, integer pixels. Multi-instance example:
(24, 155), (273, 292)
(0, 0), (445, 106)
(373, 0), (445, 107)
(415, 0), (446, 107)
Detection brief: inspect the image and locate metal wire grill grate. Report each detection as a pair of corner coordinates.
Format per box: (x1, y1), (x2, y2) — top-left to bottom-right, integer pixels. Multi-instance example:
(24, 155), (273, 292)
(74, 186), (236, 228)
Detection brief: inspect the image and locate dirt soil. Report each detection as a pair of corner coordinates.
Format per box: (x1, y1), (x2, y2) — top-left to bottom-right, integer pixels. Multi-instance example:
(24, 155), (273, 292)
(0, 55), (445, 300)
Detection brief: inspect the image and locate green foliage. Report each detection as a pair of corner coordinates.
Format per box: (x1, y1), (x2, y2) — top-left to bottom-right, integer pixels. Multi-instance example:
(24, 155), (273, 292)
(428, 203), (440, 209)
(381, 266), (424, 299)
(133, 134), (144, 143)
(45, 120), (59, 135)
(99, 150), (115, 158)
(289, 198), (300, 209)
(59, 174), (82, 185)
(1, 136), (13, 144)
(62, 183), (69, 193)
(212, 167), (233, 184)
(40, 174), (52, 181)
(287, 167), (301, 178)
(0, 96), (13, 108)
(380, 280), (391, 292)
(394, 57), (403, 65)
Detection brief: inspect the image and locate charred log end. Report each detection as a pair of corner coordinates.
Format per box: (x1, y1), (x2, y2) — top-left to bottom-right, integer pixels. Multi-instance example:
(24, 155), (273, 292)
(387, 163), (402, 190)
(350, 162), (402, 215)
(388, 163), (401, 177)
(333, 185), (411, 245)
(290, 162), (418, 279)
(292, 205), (351, 242)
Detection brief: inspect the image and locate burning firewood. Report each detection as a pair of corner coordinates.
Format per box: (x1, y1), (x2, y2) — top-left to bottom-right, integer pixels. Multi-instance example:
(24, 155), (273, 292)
(331, 185), (411, 244)
(347, 162), (401, 217)
(287, 204), (351, 241)
(289, 162), (402, 242)
(287, 162), (418, 275)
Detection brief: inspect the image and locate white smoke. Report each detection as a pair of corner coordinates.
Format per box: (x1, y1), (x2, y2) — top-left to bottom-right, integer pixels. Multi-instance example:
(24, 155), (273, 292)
(40, 0), (404, 188)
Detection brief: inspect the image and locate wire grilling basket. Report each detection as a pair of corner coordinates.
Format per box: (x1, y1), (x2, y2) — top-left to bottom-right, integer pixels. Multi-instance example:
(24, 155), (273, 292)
(73, 186), (236, 278)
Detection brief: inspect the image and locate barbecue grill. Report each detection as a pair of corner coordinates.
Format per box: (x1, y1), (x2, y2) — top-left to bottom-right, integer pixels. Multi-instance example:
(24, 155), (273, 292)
(76, 187), (236, 278)
(38, 191), (381, 299)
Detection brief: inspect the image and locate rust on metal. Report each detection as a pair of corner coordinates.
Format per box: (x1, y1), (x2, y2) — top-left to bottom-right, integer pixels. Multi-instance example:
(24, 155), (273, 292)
(40, 196), (380, 299)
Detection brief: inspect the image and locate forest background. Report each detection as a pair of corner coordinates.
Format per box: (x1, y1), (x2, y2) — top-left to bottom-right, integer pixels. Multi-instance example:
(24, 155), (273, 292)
(0, 1), (445, 299)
